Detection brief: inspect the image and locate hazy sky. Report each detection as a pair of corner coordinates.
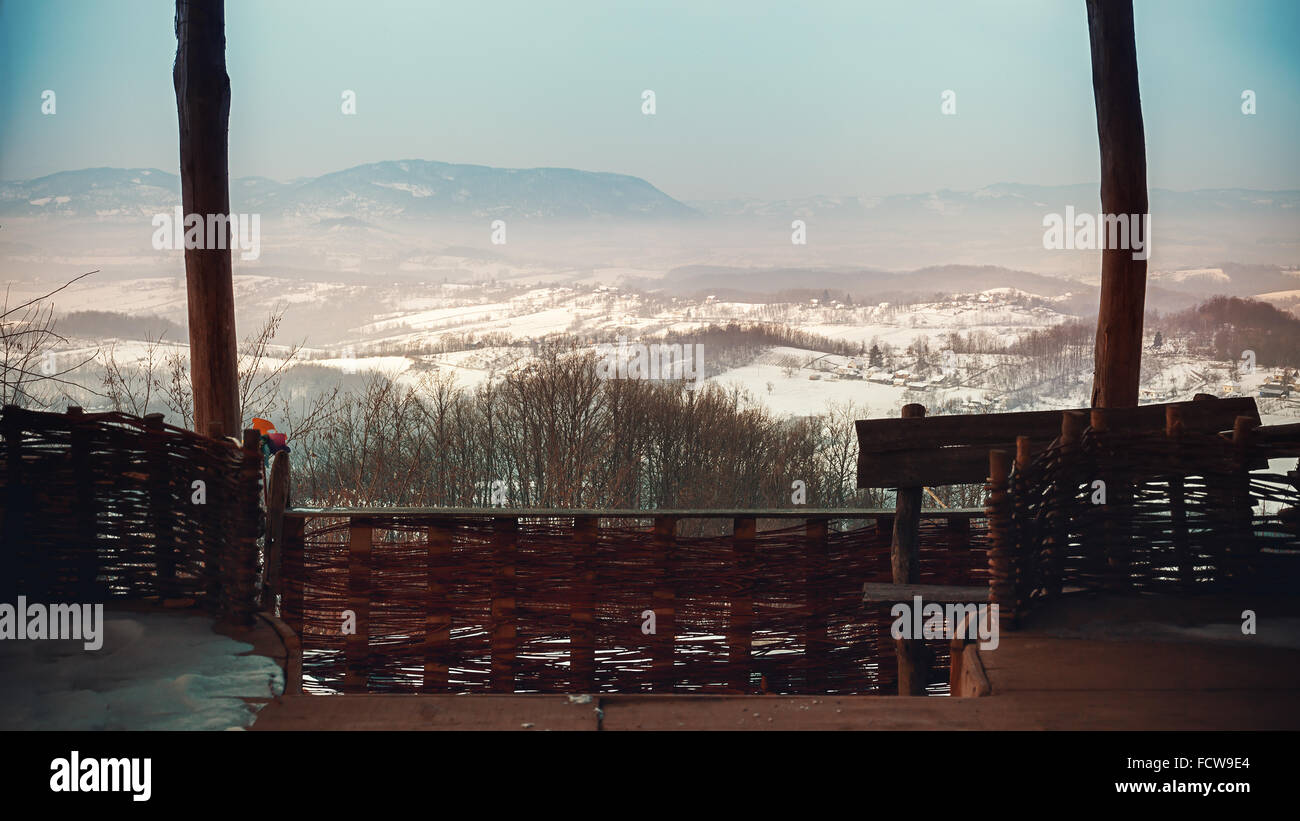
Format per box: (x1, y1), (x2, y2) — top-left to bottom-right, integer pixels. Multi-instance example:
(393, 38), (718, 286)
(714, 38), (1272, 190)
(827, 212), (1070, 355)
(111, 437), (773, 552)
(2, 0), (1297, 200)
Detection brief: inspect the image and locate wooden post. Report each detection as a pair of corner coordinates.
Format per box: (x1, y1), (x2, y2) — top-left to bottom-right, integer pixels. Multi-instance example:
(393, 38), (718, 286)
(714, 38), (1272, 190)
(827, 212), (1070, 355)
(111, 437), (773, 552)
(225, 427), (262, 624)
(651, 515), (677, 692)
(174, 0), (241, 438)
(66, 407), (99, 596)
(422, 520), (452, 693)
(892, 403), (926, 584)
(986, 450), (1014, 615)
(892, 403), (927, 695)
(261, 450), (290, 611)
(570, 516), (597, 692)
(144, 413), (178, 602)
(1011, 435), (1033, 602)
(344, 519), (372, 693)
(1165, 405), (1193, 589)
(1230, 415), (1259, 582)
(281, 516), (306, 637)
(490, 516), (517, 692)
(875, 513), (894, 542)
(729, 516), (756, 692)
(804, 518), (829, 694)
(1, 407), (25, 600)
(945, 515), (971, 573)
(1086, 0), (1149, 410)
(1090, 408), (1132, 590)
(1048, 411), (1088, 597)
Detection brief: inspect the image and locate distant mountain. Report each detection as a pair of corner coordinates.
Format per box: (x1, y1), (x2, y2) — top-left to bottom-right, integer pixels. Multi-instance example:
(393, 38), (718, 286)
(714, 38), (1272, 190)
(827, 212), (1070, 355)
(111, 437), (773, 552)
(687, 183), (1300, 221)
(0, 160), (698, 221)
(0, 167), (181, 217)
(649, 262), (1208, 315)
(658, 263), (1085, 298)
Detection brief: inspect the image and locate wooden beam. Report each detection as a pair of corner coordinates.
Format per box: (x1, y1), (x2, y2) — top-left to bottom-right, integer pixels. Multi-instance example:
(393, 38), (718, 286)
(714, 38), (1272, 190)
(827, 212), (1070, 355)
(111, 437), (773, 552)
(174, 0), (240, 437)
(1086, 0), (1149, 409)
(856, 399), (1257, 453)
(856, 398), (1258, 488)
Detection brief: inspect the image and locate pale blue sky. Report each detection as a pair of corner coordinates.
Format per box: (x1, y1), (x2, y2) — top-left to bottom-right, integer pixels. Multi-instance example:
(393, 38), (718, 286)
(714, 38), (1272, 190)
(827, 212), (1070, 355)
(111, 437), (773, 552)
(2, 0), (1297, 200)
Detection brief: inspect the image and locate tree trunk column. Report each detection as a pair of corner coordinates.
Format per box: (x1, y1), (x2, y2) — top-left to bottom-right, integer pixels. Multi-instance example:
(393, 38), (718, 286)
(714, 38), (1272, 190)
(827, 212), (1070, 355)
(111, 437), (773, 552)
(1086, 0), (1149, 410)
(175, 0), (241, 438)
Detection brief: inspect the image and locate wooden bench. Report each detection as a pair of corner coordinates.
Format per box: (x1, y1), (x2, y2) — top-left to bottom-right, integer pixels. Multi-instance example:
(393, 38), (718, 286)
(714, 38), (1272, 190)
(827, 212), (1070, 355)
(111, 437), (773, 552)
(855, 396), (1260, 489)
(853, 395), (1261, 695)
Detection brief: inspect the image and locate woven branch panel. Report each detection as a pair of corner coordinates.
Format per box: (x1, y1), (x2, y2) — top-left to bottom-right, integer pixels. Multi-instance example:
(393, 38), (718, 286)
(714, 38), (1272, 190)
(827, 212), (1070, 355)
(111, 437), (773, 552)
(0, 406), (263, 622)
(991, 425), (1300, 622)
(285, 515), (988, 694)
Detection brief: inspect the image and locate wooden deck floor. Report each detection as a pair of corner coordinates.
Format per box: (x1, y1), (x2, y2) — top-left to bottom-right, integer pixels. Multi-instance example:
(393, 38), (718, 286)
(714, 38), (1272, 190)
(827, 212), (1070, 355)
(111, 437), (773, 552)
(249, 593), (1300, 731)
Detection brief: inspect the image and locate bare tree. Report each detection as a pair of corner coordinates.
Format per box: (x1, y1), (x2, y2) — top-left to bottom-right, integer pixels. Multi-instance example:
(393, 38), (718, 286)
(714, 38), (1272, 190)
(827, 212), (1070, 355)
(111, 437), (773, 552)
(0, 271), (99, 408)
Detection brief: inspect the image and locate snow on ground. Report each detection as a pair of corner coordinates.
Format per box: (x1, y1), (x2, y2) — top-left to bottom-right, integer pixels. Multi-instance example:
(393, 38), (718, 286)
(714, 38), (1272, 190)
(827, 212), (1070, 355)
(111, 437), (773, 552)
(0, 610), (282, 730)
(710, 360), (907, 417)
(309, 355), (413, 378)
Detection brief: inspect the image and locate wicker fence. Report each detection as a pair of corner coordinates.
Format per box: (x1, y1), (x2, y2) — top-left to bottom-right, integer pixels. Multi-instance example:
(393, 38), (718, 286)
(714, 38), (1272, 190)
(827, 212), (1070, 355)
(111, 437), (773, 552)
(0, 405), (264, 623)
(276, 509), (988, 695)
(987, 408), (1300, 624)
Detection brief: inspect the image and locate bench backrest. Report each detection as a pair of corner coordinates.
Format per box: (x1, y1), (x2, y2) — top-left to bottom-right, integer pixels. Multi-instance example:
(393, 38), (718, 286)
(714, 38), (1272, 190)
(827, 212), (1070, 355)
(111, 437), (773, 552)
(855, 397), (1260, 488)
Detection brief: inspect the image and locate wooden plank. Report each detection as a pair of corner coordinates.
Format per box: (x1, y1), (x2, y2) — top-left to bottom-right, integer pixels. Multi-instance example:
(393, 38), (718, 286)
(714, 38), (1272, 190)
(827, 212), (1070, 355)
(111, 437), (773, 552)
(855, 398), (1258, 454)
(958, 645), (992, 697)
(862, 583), (990, 604)
(344, 521), (372, 694)
(859, 442), (1054, 488)
(986, 450), (1015, 616)
(858, 398), (1262, 488)
(652, 515), (677, 693)
(570, 516), (597, 692)
(728, 517), (756, 693)
(804, 519), (829, 693)
(422, 520), (452, 693)
(490, 516), (518, 693)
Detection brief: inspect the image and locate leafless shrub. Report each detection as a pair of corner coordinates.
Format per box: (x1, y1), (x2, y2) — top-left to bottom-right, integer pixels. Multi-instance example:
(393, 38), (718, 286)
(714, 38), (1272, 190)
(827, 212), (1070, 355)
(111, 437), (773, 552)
(0, 271), (99, 408)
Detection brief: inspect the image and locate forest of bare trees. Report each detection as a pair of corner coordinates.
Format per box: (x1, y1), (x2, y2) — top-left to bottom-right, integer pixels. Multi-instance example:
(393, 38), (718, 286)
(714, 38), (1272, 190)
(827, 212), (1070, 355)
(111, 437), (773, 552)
(290, 343), (894, 517)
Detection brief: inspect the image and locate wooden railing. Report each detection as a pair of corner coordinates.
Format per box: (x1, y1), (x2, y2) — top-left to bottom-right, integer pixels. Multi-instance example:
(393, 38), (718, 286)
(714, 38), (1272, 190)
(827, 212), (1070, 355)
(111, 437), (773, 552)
(0, 405), (264, 624)
(265, 506), (987, 695)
